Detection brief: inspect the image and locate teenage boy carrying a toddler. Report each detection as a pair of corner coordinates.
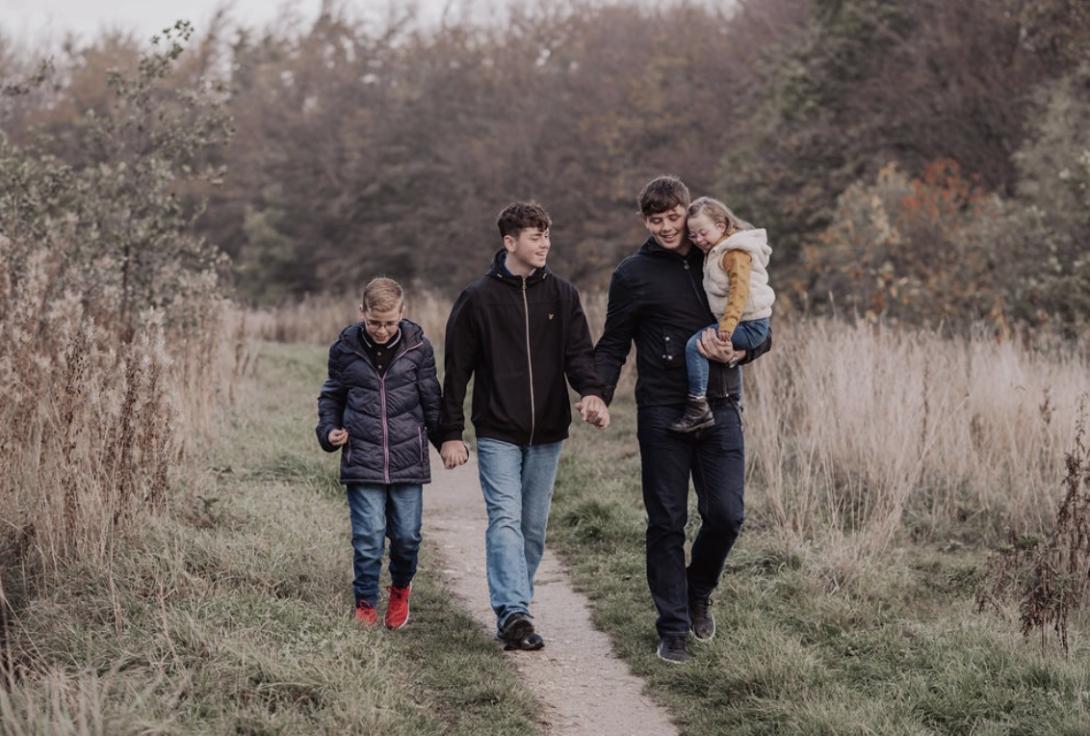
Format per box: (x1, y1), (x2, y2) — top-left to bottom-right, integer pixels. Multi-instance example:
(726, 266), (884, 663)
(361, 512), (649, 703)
(316, 277), (441, 629)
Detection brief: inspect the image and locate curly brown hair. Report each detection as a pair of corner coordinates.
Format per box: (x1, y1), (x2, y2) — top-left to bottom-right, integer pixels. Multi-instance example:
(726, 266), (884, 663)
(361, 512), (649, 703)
(497, 202), (551, 239)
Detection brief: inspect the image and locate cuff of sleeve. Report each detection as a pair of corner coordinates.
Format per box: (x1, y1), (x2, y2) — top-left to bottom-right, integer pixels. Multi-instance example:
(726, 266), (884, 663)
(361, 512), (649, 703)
(438, 429), (464, 444)
(316, 426), (337, 453)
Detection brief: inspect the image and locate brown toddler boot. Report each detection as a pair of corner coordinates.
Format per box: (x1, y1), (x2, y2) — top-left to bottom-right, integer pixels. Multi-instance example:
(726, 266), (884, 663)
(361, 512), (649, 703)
(668, 396), (715, 433)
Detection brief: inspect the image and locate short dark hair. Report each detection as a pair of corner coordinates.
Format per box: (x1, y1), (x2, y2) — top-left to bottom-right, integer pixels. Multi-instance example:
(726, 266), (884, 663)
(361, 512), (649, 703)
(638, 176), (691, 217)
(497, 201), (551, 239)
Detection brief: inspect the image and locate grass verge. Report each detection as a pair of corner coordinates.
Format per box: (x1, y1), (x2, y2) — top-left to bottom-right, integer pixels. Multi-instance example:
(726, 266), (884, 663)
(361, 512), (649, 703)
(1, 341), (539, 735)
(548, 389), (1090, 736)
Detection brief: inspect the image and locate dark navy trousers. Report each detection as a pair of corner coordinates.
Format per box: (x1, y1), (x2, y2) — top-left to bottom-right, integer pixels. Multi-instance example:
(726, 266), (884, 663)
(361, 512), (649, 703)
(636, 400), (745, 638)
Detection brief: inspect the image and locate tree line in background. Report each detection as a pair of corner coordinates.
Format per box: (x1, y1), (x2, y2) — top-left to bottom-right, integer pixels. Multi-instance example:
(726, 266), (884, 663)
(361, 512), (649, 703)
(2, 0), (1088, 332)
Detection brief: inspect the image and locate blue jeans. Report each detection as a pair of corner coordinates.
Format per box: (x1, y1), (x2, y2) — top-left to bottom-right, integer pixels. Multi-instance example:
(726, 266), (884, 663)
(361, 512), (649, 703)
(637, 401), (745, 637)
(476, 437), (564, 630)
(346, 483), (423, 606)
(686, 318), (769, 398)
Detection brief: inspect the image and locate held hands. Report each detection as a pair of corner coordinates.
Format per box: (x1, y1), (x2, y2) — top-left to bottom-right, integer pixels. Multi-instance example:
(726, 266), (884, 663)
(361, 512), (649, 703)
(575, 395), (610, 430)
(440, 440), (469, 469)
(327, 428), (349, 447)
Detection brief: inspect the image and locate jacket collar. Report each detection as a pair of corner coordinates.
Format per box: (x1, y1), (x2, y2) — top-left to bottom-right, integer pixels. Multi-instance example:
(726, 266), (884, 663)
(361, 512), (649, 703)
(487, 249), (550, 287)
(638, 235), (704, 266)
(340, 319), (423, 355)
(360, 326), (403, 352)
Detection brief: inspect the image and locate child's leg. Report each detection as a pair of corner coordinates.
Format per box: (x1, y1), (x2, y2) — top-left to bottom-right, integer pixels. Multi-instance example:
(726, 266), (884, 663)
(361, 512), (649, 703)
(729, 318), (770, 352)
(672, 325), (719, 433)
(385, 483), (423, 589)
(346, 484), (387, 607)
(685, 324), (718, 398)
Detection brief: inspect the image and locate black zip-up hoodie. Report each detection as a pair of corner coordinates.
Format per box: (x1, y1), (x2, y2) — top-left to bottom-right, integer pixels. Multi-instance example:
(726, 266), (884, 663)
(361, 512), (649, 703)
(593, 236), (772, 407)
(439, 250), (605, 446)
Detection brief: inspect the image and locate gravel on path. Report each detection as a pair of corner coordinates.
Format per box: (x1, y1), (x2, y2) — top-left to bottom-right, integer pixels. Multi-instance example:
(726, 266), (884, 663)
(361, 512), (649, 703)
(423, 450), (679, 736)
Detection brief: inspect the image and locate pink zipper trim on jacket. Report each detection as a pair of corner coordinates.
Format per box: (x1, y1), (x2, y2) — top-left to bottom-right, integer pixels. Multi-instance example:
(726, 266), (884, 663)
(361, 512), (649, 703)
(378, 342), (423, 484)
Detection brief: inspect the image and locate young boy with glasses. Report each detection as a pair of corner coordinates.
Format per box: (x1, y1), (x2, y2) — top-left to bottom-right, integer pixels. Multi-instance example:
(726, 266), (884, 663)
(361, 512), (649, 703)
(316, 277), (442, 629)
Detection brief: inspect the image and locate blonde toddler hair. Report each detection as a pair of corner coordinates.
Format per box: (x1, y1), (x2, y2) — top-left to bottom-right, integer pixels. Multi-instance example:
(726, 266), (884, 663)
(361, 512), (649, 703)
(687, 196), (754, 239)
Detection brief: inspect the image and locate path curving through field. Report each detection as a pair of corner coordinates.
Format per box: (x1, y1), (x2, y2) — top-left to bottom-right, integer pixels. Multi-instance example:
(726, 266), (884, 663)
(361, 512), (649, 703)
(424, 451), (679, 736)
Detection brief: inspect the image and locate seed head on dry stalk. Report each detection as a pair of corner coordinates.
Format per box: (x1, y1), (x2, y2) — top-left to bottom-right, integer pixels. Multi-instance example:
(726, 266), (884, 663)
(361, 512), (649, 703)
(978, 395), (1090, 654)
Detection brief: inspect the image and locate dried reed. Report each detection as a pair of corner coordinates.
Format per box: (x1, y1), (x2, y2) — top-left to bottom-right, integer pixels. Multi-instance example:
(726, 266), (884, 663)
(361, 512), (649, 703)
(744, 319), (1090, 559)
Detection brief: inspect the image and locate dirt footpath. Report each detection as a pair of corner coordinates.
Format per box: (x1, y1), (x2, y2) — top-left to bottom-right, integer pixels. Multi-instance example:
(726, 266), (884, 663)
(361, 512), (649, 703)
(423, 450), (679, 736)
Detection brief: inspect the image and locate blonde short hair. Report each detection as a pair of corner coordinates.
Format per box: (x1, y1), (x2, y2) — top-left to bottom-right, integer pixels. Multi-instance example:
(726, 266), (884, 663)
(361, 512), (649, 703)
(687, 196), (754, 237)
(362, 277), (404, 313)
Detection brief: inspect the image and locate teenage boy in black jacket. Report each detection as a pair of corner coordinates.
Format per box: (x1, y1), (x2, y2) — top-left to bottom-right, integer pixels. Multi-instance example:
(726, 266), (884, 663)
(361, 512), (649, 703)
(439, 202), (609, 651)
(594, 176), (772, 664)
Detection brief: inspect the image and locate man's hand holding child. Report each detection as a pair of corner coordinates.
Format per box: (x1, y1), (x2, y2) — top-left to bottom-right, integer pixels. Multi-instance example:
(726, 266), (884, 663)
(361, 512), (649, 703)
(328, 428), (349, 447)
(698, 327), (743, 366)
(576, 395), (610, 429)
(440, 440), (469, 469)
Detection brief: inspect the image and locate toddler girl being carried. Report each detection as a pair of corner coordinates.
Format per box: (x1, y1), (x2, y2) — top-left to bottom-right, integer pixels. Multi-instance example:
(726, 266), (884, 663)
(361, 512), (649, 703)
(669, 196), (774, 433)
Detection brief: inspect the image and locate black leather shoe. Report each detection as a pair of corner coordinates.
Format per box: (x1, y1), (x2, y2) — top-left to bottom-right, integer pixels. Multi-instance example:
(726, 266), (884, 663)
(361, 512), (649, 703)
(504, 631), (545, 651)
(668, 397), (715, 433)
(498, 614), (534, 647)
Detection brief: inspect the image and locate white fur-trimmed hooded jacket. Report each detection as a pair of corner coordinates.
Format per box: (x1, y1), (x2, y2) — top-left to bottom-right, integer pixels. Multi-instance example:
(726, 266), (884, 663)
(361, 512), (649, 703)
(703, 228), (775, 322)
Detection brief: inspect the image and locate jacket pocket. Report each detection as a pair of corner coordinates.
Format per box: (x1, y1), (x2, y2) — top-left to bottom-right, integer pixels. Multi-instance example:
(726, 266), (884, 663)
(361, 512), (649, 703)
(418, 426), (425, 465)
(661, 326), (691, 368)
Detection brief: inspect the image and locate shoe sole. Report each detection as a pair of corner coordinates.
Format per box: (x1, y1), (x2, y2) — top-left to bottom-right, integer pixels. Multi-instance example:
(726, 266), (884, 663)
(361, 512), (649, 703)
(656, 647), (690, 664)
(386, 610), (410, 630)
(691, 627), (715, 642)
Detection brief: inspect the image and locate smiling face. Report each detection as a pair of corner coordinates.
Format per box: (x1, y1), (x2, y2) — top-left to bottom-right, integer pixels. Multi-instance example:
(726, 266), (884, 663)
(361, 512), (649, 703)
(687, 211), (729, 252)
(503, 226), (551, 276)
(643, 204), (689, 253)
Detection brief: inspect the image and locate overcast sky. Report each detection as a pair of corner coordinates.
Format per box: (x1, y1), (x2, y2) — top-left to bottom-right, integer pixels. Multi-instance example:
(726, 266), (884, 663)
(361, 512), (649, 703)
(1, 0), (498, 44)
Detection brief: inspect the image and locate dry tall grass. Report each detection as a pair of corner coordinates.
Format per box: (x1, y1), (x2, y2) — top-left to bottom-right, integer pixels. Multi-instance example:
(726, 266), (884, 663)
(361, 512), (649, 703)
(0, 239), (245, 589)
(248, 290), (451, 347)
(744, 319), (1090, 563)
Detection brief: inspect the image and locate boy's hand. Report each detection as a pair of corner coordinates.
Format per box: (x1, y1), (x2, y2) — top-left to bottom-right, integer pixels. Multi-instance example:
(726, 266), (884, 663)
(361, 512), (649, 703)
(592, 404), (610, 429)
(441, 440), (468, 469)
(576, 395), (610, 430)
(328, 428), (349, 447)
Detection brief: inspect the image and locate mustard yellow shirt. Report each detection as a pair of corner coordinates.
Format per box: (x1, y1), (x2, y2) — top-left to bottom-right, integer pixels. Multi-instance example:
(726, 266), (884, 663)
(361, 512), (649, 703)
(717, 250), (752, 337)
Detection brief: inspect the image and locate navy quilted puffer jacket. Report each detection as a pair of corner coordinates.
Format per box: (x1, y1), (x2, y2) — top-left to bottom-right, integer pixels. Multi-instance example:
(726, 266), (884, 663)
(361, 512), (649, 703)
(316, 320), (441, 486)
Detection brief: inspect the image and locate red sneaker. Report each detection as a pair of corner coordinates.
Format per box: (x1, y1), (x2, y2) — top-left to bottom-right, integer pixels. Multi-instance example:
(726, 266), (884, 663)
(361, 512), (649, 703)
(385, 584), (412, 630)
(355, 600), (378, 627)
